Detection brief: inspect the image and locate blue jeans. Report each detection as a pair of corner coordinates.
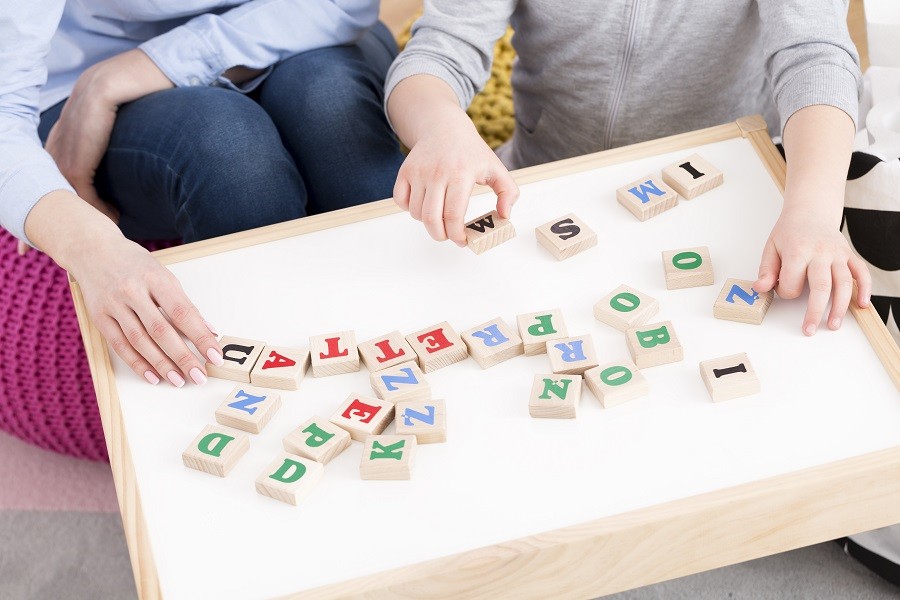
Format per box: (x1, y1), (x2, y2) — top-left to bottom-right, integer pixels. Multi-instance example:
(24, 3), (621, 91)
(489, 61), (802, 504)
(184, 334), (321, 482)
(38, 23), (403, 243)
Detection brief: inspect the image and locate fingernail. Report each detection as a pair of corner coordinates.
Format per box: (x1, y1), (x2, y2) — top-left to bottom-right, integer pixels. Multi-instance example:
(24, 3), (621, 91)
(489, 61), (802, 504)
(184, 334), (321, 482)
(206, 347), (225, 366)
(831, 317), (842, 329)
(861, 297), (870, 307)
(167, 371), (185, 388)
(456, 242), (466, 248)
(803, 324), (816, 336)
(144, 371), (160, 385)
(203, 320), (220, 337)
(189, 367), (207, 386)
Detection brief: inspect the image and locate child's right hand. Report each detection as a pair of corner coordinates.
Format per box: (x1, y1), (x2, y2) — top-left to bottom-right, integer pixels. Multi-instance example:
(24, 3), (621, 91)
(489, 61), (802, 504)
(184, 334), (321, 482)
(388, 76), (519, 247)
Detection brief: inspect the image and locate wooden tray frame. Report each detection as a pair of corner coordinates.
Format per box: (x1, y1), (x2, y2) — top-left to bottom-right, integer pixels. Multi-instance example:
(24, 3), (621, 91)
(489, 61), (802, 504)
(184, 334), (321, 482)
(70, 116), (900, 599)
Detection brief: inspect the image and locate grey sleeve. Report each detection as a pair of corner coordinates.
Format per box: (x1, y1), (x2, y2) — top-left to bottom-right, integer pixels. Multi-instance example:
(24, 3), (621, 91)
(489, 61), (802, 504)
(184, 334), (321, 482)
(384, 0), (515, 115)
(756, 0), (861, 134)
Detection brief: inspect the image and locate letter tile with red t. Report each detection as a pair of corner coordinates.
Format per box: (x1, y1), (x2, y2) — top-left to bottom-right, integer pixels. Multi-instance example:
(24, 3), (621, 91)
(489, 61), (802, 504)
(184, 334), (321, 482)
(309, 331), (360, 377)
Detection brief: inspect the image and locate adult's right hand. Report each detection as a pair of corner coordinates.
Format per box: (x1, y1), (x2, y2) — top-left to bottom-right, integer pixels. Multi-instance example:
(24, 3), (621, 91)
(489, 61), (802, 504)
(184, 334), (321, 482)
(24, 190), (223, 386)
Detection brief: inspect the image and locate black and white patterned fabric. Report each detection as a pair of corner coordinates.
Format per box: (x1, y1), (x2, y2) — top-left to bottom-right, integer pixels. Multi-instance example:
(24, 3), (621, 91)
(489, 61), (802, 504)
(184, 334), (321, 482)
(842, 151), (900, 586)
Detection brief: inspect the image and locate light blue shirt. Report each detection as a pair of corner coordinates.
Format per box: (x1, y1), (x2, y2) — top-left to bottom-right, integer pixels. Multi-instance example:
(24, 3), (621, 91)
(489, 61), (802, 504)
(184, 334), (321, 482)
(0, 0), (379, 245)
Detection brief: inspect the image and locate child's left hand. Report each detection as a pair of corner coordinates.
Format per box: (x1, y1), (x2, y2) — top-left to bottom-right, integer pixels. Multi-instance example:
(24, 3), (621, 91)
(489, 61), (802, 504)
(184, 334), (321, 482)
(753, 204), (871, 335)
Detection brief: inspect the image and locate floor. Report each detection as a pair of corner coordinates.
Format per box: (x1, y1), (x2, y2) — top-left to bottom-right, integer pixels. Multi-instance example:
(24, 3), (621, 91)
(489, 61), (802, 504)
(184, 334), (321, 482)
(1, 429), (897, 599)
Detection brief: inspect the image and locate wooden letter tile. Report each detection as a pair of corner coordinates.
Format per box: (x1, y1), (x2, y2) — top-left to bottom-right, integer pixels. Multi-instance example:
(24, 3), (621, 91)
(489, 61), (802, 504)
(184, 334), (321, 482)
(360, 435), (417, 480)
(405, 322), (468, 373)
(517, 309), (568, 356)
(461, 317), (524, 368)
(205, 335), (266, 383)
(182, 424), (250, 477)
(250, 345), (309, 390)
(369, 360), (431, 404)
(616, 175), (678, 221)
(584, 360), (649, 408)
(661, 154), (724, 199)
(283, 416), (352, 464)
(309, 331), (360, 377)
(214, 384), (282, 434)
(593, 284), (659, 332)
(358, 331), (415, 372)
(535, 213), (598, 260)
(713, 278), (774, 325)
(529, 374), (582, 419)
(626, 321), (684, 368)
(464, 210), (516, 254)
(394, 399), (447, 444)
(546, 334), (599, 375)
(255, 452), (324, 506)
(699, 352), (760, 402)
(662, 246), (714, 289)
(330, 394), (394, 442)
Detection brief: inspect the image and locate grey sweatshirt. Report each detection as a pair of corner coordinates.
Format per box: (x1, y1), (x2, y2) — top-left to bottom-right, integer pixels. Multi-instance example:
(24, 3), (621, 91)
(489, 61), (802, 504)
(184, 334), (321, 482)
(385, 0), (861, 170)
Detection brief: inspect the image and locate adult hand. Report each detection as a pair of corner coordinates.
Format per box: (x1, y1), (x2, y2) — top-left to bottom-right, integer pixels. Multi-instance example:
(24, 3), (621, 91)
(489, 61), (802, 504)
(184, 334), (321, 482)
(24, 190), (223, 386)
(754, 205), (871, 336)
(45, 49), (174, 223)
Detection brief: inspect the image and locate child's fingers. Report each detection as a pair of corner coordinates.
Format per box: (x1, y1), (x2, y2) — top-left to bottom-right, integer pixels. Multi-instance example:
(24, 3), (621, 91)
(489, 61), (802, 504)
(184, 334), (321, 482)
(848, 254), (872, 308)
(408, 181), (426, 222)
(421, 184), (449, 242)
(444, 180), (473, 247)
(486, 166), (519, 219)
(393, 176), (411, 211)
(827, 261), (853, 330)
(774, 254), (808, 300)
(753, 239), (780, 293)
(802, 258), (833, 336)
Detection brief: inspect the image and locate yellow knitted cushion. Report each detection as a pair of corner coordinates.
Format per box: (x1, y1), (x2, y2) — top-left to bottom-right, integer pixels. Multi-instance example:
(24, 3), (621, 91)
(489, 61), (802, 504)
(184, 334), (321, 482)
(397, 16), (516, 149)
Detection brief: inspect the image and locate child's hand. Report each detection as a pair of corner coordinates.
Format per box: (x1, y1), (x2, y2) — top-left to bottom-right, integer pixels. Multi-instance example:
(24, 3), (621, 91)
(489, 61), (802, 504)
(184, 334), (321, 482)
(393, 112), (519, 247)
(754, 205), (871, 335)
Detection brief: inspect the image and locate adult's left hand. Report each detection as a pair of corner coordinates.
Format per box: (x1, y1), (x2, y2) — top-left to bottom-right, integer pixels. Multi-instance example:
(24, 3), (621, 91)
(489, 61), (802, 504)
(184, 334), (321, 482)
(45, 49), (175, 224)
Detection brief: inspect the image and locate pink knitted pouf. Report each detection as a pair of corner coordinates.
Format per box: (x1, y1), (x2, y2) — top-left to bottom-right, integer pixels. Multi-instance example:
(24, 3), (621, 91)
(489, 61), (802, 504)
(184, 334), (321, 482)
(0, 229), (176, 462)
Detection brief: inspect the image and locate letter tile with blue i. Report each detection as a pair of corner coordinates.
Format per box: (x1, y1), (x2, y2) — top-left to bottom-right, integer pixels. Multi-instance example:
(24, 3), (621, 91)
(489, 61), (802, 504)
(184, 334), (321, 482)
(255, 452), (325, 506)
(214, 384), (282, 434)
(713, 278), (774, 325)
(369, 360), (431, 403)
(394, 399), (447, 444)
(461, 317), (525, 368)
(546, 334), (600, 375)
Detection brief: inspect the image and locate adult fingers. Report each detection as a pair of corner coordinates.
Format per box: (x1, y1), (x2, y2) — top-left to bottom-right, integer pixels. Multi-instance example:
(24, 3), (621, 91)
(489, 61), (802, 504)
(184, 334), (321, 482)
(753, 239), (781, 293)
(151, 277), (223, 370)
(17, 241), (30, 256)
(97, 312), (167, 386)
(444, 179), (474, 247)
(849, 254), (872, 308)
(421, 183), (449, 242)
(131, 295), (206, 386)
(802, 258), (832, 336)
(827, 261), (853, 330)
